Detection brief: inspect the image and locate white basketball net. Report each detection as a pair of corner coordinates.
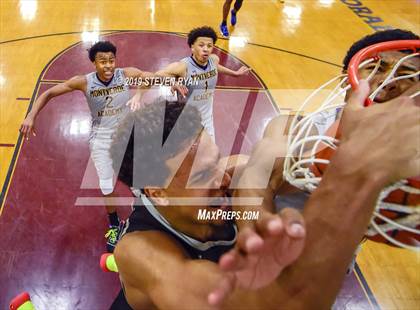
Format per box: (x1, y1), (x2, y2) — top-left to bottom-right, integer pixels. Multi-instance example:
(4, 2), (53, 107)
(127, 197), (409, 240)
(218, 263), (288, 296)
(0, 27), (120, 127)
(283, 53), (420, 251)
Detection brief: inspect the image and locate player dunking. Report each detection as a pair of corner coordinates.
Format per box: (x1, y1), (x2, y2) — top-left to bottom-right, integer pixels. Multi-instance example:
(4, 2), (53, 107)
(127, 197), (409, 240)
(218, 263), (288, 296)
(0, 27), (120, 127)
(129, 26), (250, 141)
(20, 41), (150, 252)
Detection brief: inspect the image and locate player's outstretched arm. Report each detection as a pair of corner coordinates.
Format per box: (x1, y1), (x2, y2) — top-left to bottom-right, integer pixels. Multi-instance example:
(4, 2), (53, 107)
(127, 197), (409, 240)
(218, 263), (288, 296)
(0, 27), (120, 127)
(123, 67), (153, 79)
(125, 63), (188, 111)
(155, 61), (189, 98)
(210, 54), (251, 77)
(20, 75), (86, 139)
(154, 61), (187, 78)
(126, 62), (190, 110)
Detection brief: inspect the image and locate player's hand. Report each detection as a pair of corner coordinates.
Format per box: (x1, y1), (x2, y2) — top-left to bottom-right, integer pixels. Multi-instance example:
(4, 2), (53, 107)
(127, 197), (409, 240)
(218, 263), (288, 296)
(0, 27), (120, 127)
(234, 66), (251, 77)
(126, 93), (142, 111)
(208, 208), (306, 306)
(340, 79), (420, 184)
(20, 115), (36, 140)
(171, 83), (188, 99)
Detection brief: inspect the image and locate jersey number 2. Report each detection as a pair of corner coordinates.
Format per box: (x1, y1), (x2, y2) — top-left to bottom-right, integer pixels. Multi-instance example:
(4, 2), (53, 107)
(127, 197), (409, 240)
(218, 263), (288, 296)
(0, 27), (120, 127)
(105, 96), (114, 108)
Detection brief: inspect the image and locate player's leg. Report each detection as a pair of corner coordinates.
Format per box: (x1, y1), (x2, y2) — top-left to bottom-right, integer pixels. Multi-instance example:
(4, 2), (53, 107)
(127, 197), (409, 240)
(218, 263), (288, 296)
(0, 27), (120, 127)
(220, 0), (233, 37)
(90, 133), (122, 252)
(103, 192), (123, 253)
(231, 0), (243, 26)
(203, 115), (216, 143)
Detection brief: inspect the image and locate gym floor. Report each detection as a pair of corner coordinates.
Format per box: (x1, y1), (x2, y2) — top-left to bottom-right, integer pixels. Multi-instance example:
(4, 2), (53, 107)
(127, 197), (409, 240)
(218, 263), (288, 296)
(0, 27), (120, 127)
(1, 1), (418, 309)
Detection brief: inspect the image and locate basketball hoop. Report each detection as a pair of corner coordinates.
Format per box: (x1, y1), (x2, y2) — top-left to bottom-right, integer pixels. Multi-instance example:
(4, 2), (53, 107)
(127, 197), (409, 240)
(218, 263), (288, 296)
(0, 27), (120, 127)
(283, 40), (420, 251)
(348, 40), (420, 106)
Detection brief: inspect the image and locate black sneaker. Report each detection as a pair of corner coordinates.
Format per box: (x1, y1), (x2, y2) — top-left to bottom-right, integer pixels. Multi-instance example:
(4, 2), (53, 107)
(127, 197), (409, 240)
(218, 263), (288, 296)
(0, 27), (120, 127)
(105, 221), (124, 253)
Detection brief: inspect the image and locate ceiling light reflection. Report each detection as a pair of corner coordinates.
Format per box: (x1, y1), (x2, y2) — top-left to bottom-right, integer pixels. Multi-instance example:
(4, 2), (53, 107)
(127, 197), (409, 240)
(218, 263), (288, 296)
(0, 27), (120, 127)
(19, 0), (37, 21)
(228, 36), (248, 49)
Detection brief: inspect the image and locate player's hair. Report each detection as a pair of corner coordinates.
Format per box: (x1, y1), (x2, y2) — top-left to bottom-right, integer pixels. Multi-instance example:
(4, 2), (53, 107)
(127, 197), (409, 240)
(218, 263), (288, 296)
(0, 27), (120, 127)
(110, 100), (203, 189)
(187, 26), (218, 47)
(342, 29), (419, 70)
(88, 41), (117, 62)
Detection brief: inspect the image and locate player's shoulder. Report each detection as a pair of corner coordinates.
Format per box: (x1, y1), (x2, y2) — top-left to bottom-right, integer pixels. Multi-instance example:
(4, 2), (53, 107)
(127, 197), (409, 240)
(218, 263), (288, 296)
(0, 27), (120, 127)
(66, 75), (87, 90)
(209, 54), (220, 63)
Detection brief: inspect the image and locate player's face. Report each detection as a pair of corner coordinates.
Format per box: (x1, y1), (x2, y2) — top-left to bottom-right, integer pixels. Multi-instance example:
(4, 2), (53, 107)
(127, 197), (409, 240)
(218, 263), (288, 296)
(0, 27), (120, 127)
(358, 51), (419, 103)
(153, 131), (233, 241)
(93, 52), (116, 82)
(191, 37), (214, 65)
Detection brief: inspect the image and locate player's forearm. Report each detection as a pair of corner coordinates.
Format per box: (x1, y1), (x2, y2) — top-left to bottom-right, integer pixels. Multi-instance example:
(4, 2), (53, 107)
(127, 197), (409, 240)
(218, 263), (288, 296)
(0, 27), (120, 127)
(134, 84), (151, 95)
(233, 166), (277, 213)
(27, 92), (51, 119)
(178, 261), (279, 310)
(231, 137), (287, 235)
(218, 65), (237, 76)
(138, 71), (156, 88)
(276, 146), (386, 308)
(232, 159), (286, 233)
(243, 115), (289, 200)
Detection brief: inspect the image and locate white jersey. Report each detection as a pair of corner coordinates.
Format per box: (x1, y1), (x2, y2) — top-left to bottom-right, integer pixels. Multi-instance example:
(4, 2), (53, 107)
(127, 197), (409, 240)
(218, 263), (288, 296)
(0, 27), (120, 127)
(313, 108), (341, 135)
(85, 68), (130, 136)
(181, 56), (218, 139)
